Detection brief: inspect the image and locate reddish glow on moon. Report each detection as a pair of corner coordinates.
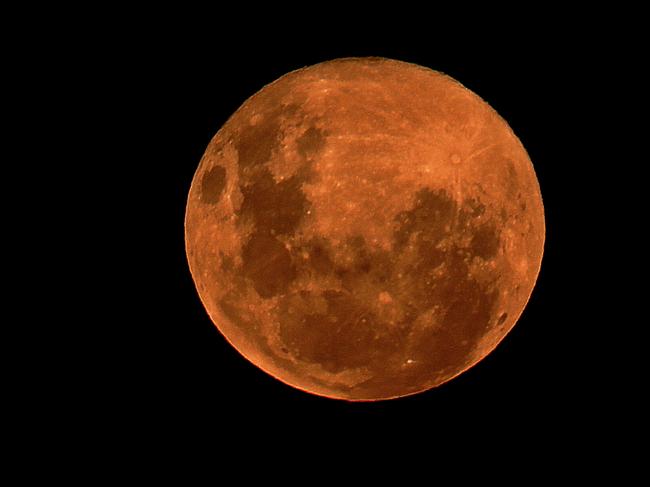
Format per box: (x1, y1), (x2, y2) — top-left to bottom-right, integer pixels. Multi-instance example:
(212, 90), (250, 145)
(185, 57), (545, 401)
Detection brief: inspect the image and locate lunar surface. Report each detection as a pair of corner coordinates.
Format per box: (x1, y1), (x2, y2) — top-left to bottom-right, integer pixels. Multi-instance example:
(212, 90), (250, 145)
(185, 57), (544, 401)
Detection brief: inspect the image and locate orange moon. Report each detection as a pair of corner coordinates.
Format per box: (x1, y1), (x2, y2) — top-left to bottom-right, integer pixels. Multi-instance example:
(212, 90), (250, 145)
(185, 57), (544, 401)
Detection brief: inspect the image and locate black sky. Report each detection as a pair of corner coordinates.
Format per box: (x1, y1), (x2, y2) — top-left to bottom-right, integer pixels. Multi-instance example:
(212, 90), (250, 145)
(80, 19), (620, 448)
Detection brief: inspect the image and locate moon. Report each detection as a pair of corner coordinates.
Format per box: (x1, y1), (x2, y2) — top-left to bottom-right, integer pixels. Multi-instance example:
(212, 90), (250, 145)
(185, 57), (544, 401)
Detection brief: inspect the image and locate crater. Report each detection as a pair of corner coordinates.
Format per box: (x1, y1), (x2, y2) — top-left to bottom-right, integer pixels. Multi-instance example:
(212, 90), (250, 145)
(200, 165), (227, 204)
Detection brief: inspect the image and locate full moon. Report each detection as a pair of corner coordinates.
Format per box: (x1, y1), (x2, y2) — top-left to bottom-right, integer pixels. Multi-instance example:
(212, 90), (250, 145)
(185, 58), (544, 401)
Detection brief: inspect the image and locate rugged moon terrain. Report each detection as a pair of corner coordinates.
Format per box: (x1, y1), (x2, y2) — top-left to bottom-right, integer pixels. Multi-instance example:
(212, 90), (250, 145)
(185, 58), (545, 401)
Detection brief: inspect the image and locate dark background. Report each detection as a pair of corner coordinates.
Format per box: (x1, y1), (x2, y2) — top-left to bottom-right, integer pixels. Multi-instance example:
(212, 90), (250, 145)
(3, 6), (635, 475)
(87, 19), (618, 446)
